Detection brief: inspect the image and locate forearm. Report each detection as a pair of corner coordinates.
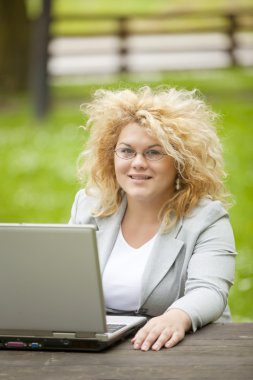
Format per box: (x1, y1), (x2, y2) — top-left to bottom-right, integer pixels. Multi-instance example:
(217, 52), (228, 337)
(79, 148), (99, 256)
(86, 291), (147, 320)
(168, 287), (227, 332)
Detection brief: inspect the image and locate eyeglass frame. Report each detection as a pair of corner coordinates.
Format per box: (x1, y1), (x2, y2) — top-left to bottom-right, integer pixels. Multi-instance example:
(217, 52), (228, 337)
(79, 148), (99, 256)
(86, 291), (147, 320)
(114, 147), (168, 161)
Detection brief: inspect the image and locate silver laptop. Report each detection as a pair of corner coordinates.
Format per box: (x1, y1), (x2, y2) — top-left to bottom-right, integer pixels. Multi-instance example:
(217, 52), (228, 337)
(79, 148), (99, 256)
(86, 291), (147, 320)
(0, 223), (146, 351)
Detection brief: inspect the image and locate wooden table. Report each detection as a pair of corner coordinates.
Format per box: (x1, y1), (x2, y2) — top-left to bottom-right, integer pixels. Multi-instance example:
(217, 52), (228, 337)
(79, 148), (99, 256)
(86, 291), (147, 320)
(0, 323), (252, 380)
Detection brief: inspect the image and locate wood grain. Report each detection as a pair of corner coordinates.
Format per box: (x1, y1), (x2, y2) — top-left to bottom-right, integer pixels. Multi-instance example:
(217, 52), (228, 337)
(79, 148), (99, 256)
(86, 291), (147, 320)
(0, 323), (252, 380)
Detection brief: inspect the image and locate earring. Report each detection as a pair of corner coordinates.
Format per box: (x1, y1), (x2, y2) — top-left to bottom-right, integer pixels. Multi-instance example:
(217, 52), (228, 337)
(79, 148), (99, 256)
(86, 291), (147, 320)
(176, 177), (181, 191)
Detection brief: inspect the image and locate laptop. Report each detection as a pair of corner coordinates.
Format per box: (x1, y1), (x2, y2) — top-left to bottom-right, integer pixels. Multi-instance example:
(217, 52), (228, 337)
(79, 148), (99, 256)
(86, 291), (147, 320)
(0, 223), (147, 351)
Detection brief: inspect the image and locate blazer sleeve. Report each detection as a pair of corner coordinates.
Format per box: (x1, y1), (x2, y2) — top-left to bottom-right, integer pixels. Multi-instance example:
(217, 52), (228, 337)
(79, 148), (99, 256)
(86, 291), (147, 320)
(168, 213), (236, 332)
(68, 189), (99, 225)
(68, 190), (83, 224)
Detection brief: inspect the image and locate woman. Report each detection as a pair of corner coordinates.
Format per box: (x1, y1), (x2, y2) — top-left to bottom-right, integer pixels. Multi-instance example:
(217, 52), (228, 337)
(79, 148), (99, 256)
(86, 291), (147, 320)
(69, 86), (236, 351)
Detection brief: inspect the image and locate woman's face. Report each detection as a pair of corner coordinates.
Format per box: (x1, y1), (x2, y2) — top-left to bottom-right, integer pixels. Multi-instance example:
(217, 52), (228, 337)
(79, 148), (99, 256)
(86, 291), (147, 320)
(114, 123), (177, 207)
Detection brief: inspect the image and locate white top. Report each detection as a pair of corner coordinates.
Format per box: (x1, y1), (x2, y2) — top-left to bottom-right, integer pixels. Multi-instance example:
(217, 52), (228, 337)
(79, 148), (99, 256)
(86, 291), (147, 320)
(102, 228), (157, 311)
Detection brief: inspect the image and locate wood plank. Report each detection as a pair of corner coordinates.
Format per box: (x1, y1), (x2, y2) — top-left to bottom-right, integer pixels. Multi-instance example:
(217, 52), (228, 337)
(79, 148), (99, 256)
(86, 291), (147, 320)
(0, 323), (252, 380)
(183, 323), (253, 340)
(0, 362), (252, 380)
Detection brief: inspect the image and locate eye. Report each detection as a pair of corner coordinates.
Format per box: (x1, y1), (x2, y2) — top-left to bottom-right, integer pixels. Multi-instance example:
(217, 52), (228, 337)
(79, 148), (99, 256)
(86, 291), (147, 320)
(145, 149), (163, 159)
(119, 147), (134, 154)
(115, 147), (136, 159)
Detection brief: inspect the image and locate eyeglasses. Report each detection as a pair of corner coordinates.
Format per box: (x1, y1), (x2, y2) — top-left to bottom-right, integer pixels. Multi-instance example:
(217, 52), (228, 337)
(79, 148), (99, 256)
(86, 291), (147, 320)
(114, 147), (167, 161)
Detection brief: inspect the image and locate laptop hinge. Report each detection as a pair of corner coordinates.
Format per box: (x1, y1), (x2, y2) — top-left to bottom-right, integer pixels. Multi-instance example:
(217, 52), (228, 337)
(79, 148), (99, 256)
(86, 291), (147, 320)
(95, 333), (109, 342)
(52, 332), (76, 339)
(52, 331), (98, 339)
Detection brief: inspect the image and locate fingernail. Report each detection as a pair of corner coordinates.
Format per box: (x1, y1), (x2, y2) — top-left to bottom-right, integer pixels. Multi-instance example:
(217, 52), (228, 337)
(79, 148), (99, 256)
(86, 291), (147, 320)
(134, 343), (140, 349)
(141, 344), (148, 351)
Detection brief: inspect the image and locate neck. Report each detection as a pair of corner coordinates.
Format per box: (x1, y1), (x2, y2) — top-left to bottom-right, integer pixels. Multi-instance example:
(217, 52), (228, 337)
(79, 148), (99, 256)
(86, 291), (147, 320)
(121, 199), (162, 248)
(124, 198), (163, 225)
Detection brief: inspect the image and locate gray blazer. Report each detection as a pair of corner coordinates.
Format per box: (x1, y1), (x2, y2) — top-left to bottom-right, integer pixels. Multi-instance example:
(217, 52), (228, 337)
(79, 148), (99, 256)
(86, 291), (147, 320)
(69, 189), (236, 331)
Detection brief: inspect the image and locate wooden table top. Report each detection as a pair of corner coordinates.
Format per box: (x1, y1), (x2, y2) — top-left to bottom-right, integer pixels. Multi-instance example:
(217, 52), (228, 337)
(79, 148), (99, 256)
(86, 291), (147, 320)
(0, 323), (252, 380)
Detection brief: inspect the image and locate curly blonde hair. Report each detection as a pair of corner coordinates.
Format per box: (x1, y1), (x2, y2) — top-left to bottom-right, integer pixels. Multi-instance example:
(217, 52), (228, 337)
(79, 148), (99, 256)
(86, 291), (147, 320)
(78, 86), (230, 231)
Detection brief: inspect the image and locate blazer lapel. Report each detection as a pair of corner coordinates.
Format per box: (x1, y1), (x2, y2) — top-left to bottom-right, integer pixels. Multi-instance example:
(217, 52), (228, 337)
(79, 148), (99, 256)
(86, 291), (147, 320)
(95, 197), (127, 272)
(139, 219), (184, 306)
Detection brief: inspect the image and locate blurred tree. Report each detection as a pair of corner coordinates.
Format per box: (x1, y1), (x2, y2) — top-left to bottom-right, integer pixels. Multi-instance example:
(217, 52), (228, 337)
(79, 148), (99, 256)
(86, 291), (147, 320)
(0, 0), (30, 92)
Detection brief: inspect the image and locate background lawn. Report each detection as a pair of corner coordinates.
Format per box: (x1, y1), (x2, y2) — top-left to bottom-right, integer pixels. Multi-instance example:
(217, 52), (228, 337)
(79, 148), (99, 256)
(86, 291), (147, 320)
(26, 0), (253, 35)
(27, 0), (253, 16)
(0, 67), (252, 321)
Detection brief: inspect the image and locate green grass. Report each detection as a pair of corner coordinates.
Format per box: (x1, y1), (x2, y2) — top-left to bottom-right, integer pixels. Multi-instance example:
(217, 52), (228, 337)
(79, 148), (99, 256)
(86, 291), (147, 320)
(0, 67), (253, 321)
(50, 0), (253, 15)
(0, 102), (85, 223)
(26, 0), (253, 35)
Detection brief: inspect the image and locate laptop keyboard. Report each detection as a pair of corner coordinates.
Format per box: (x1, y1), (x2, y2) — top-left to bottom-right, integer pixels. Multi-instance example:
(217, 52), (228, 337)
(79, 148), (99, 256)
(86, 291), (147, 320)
(107, 324), (127, 333)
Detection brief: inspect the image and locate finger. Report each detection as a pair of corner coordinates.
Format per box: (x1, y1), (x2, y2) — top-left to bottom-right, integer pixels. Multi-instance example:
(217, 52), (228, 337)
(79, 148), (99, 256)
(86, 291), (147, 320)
(139, 329), (162, 351)
(132, 325), (151, 349)
(132, 332), (146, 349)
(132, 318), (164, 350)
(165, 331), (185, 349)
(151, 329), (173, 351)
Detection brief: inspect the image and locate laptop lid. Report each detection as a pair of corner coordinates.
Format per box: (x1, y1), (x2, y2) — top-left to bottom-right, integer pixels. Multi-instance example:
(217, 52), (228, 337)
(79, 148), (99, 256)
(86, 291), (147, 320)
(0, 224), (108, 337)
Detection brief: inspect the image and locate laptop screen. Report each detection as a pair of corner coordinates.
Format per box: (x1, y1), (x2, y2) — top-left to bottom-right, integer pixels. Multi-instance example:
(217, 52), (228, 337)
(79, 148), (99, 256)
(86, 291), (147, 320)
(0, 224), (107, 335)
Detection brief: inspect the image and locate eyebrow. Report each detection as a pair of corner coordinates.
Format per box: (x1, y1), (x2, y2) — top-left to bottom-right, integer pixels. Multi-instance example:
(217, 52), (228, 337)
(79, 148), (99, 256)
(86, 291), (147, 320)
(118, 143), (162, 148)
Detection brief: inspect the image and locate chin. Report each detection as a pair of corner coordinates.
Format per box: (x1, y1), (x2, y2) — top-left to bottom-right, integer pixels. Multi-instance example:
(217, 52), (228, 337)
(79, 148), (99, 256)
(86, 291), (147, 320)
(127, 191), (153, 202)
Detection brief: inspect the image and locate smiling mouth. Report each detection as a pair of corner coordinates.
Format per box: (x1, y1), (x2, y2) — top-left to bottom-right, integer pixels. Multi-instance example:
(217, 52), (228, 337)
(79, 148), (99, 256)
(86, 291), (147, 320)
(128, 175), (152, 180)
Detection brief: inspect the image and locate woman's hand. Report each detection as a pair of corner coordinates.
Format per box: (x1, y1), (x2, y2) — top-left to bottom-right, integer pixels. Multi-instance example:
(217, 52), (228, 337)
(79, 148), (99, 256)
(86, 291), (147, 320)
(131, 309), (192, 351)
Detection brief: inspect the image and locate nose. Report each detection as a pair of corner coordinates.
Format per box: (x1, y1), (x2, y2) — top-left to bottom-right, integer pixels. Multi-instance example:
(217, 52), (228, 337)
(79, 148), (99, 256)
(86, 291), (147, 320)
(131, 152), (148, 169)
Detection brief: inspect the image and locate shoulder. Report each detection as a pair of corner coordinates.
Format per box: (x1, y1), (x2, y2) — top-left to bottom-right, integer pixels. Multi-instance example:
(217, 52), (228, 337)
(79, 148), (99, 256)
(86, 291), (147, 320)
(185, 198), (228, 227)
(180, 198), (235, 246)
(69, 188), (99, 225)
